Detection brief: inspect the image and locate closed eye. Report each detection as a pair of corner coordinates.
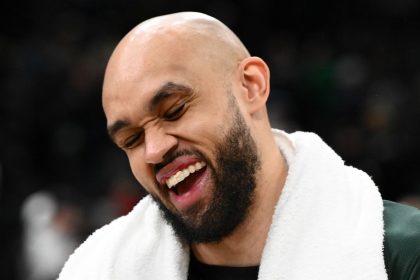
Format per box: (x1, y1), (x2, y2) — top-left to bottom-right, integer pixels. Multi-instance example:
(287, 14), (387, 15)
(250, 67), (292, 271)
(122, 131), (144, 149)
(164, 103), (186, 121)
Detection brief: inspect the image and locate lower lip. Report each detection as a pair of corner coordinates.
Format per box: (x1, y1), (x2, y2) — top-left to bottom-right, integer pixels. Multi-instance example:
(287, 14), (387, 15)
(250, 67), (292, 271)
(168, 167), (209, 211)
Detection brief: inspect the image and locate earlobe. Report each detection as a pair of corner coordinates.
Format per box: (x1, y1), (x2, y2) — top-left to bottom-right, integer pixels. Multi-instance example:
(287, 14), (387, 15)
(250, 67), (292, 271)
(239, 57), (270, 114)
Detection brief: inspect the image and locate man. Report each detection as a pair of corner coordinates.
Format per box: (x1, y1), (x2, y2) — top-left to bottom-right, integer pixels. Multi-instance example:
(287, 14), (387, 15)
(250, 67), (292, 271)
(58, 12), (420, 280)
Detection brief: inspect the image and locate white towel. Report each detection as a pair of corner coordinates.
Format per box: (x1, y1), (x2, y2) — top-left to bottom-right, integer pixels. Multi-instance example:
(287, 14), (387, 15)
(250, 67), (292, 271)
(259, 130), (387, 280)
(58, 130), (387, 280)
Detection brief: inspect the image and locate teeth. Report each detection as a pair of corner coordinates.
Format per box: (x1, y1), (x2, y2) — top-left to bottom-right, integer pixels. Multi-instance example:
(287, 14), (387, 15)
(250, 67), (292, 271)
(166, 161), (206, 189)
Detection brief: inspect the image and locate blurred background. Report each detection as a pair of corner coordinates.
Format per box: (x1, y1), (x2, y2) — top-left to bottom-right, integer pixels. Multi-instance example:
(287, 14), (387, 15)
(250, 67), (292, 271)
(1, 0), (420, 279)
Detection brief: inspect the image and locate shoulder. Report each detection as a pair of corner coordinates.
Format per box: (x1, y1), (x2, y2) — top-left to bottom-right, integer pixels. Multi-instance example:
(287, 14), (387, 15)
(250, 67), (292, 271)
(383, 200), (420, 280)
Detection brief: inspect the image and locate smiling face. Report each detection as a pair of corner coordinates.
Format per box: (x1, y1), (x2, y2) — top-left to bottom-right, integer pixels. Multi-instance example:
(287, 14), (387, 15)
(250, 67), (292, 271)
(102, 13), (261, 242)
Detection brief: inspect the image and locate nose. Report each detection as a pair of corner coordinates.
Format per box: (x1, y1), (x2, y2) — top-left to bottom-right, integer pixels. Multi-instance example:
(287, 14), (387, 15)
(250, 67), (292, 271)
(144, 127), (178, 164)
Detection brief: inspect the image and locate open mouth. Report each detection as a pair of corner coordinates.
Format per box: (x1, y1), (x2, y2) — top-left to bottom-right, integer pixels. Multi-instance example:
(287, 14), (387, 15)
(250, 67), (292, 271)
(156, 158), (209, 210)
(168, 164), (207, 196)
(166, 161), (206, 191)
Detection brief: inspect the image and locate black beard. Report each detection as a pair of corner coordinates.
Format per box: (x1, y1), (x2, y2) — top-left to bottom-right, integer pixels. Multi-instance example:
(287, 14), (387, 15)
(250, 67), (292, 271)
(151, 104), (261, 243)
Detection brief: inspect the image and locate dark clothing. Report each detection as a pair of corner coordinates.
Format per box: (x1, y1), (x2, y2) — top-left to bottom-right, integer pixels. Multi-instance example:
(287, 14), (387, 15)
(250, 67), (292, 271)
(188, 200), (420, 280)
(188, 253), (258, 280)
(383, 200), (420, 280)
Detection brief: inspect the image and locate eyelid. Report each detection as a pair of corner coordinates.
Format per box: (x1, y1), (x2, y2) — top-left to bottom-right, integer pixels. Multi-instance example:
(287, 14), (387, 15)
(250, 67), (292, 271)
(164, 102), (187, 120)
(121, 130), (144, 149)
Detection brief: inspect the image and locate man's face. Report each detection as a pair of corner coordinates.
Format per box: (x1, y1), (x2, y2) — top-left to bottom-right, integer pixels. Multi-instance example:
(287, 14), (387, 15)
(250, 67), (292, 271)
(103, 32), (260, 242)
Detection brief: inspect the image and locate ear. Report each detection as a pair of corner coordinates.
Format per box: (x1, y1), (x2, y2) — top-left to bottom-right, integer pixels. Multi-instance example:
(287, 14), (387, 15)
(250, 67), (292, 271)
(238, 56), (270, 114)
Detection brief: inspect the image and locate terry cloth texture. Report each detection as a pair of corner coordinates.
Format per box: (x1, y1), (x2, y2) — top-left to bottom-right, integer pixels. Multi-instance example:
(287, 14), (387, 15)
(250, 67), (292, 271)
(58, 130), (387, 280)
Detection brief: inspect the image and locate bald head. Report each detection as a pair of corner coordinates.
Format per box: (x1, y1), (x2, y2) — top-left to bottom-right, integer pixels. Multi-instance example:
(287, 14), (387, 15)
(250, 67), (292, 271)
(129, 12), (250, 59)
(103, 12), (250, 106)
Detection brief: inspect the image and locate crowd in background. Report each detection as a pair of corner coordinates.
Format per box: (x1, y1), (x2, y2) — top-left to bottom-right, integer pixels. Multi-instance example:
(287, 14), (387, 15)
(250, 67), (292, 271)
(1, 0), (420, 279)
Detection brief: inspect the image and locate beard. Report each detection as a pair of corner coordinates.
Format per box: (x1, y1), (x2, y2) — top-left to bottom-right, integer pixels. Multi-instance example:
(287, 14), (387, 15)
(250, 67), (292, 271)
(151, 99), (261, 244)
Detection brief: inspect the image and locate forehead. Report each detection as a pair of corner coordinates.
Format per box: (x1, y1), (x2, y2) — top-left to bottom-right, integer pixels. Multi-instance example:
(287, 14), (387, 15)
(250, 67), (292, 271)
(102, 31), (222, 122)
(106, 30), (200, 85)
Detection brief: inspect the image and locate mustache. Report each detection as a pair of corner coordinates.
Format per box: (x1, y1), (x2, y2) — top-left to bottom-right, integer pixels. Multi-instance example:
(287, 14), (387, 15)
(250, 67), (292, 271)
(153, 149), (206, 174)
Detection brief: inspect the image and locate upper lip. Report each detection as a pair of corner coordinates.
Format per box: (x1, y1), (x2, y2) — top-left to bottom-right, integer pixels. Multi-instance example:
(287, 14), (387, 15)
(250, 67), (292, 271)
(155, 155), (202, 186)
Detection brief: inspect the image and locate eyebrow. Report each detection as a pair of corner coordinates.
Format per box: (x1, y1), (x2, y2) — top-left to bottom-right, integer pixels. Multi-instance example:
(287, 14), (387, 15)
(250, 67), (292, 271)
(107, 82), (193, 141)
(107, 119), (130, 141)
(149, 82), (193, 111)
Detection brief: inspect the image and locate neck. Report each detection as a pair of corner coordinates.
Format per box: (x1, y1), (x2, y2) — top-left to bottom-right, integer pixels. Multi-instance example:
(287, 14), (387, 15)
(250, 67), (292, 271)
(191, 135), (287, 266)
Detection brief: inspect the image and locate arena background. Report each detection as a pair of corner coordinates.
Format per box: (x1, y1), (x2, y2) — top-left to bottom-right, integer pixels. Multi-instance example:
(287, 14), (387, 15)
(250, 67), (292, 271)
(1, 0), (420, 279)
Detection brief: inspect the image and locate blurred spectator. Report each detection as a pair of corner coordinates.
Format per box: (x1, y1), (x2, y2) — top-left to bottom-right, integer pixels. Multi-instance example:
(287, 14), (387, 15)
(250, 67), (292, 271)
(20, 191), (82, 280)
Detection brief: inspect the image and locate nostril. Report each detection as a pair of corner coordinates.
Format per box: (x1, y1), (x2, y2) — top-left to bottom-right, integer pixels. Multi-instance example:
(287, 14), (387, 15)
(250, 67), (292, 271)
(144, 129), (179, 164)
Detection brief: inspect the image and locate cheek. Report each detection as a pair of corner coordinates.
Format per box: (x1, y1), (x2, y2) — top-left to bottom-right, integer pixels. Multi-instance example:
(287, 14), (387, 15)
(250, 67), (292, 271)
(175, 106), (224, 142)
